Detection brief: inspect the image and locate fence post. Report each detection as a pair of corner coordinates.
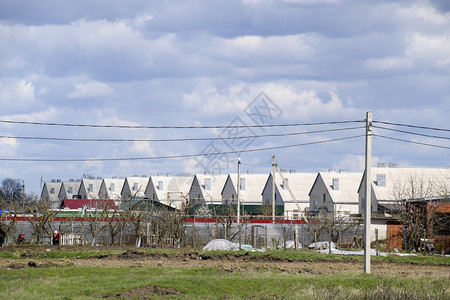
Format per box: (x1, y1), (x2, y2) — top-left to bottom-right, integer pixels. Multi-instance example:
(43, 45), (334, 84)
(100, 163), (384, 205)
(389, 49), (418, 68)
(375, 228), (379, 256)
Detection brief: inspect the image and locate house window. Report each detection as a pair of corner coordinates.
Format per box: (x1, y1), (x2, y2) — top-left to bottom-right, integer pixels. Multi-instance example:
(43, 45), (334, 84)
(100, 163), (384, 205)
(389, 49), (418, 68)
(68, 187), (73, 194)
(332, 178), (339, 191)
(265, 199), (269, 205)
(133, 183), (138, 190)
(205, 178), (211, 191)
(153, 193), (156, 200)
(158, 181), (163, 190)
(323, 194), (326, 202)
(110, 183), (115, 192)
(88, 184), (93, 192)
(240, 178), (246, 191)
(50, 188), (55, 194)
(283, 178), (289, 190)
(377, 174), (386, 187)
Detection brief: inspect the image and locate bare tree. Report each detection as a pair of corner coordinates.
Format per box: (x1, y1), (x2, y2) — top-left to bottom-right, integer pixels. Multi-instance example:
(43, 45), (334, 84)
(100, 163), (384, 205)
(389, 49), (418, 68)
(0, 178), (24, 203)
(390, 175), (450, 252)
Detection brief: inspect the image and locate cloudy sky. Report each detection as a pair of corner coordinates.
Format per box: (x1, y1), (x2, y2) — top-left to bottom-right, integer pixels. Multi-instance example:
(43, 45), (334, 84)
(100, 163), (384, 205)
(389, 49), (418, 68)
(1, 0), (449, 195)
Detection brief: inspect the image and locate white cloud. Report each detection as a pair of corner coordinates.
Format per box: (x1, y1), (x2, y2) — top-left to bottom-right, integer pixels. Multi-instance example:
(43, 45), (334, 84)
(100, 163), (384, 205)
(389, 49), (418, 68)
(130, 141), (155, 156)
(67, 81), (114, 98)
(0, 138), (19, 156)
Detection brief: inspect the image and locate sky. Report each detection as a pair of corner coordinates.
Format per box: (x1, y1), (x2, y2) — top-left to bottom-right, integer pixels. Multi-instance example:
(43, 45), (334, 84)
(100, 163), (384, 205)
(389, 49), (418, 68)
(1, 0), (449, 196)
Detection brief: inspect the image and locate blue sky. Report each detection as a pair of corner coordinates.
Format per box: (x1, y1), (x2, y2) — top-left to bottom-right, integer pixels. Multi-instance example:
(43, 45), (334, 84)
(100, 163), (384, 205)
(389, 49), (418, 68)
(1, 0), (449, 195)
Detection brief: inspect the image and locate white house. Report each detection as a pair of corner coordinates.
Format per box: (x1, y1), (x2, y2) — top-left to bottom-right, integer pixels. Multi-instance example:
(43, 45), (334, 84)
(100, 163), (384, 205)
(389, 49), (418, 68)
(121, 176), (150, 199)
(221, 173), (269, 206)
(58, 179), (81, 203)
(309, 171), (363, 215)
(78, 178), (103, 199)
(145, 175), (193, 209)
(358, 165), (450, 213)
(40, 180), (62, 209)
(261, 171), (317, 217)
(98, 178), (125, 204)
(189, 173), (228, 206)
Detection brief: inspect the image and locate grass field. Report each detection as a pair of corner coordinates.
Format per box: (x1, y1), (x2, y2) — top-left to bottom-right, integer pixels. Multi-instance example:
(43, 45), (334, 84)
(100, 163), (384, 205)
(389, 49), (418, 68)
(0, 247), (448, 299)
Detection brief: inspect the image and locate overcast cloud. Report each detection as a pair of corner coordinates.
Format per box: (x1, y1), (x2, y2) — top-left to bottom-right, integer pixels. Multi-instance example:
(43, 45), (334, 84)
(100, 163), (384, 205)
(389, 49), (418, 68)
(1, 0), (449, 194)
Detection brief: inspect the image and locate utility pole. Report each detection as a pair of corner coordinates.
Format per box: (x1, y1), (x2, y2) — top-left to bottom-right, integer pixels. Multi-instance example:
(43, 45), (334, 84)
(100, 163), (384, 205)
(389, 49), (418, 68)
(237, 158), (241, 224)
(364, 111), (372, 274)
(272, 155), (276, 223)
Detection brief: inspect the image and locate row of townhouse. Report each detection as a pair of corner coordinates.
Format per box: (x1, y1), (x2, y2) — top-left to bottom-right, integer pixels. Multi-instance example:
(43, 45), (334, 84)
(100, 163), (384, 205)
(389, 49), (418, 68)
(40, 166), (450, 217)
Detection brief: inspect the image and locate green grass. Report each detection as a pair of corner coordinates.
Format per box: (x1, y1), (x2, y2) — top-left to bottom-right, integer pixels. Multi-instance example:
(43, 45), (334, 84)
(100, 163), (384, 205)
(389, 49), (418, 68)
(0, 266), (447, 299)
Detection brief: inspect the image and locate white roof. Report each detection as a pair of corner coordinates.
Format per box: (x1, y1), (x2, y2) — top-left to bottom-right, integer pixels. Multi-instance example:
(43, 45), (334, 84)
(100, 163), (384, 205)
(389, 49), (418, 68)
(148, 175), (193, 200)
(122, 176), (150, 198)
(225, 173), (269, 203)
(317, 171), (363, 204)
(79, 179), (103, 196)
(365, 167), (450, 201)
(100, 178), (125, 199)
(193, 174), (228, 202)
(274, 172), (317, 203)
(59, 181), (81, 199)
(41, 181), (61, 203)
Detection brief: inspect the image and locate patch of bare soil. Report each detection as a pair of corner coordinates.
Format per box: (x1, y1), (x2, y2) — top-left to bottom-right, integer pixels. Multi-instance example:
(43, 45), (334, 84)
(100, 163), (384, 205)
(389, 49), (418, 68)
(102, 286), (183, 299)
(1, 246), (449, 277)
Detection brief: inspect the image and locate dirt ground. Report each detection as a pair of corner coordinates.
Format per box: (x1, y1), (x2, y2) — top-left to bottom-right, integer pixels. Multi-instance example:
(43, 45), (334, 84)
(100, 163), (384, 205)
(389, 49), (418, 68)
(1, 246), (449, 277)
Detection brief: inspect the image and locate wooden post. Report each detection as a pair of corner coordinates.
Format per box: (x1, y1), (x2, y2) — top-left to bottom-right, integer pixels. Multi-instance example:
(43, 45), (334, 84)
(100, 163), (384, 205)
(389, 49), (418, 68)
(265, 226), (268, 250)
(375, 228), (379, 256)
(328, 224), (332, 254)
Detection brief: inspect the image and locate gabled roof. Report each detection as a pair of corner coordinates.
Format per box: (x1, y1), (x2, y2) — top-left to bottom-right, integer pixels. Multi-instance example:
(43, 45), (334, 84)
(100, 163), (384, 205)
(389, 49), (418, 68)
(40, 181), (62, 203)
(79, 179), (103, 198)
(191, 174), (228, 202)
(58, 181), (81, 200)
(359, 167), (450, 201)
(61, 198), (117, 210)
(223, 173), (269, 203)
(274, 172), (317, 202)
(121, 176), (150, 198)
(99, 178), (125, 199)
(313, 171), (363, 204)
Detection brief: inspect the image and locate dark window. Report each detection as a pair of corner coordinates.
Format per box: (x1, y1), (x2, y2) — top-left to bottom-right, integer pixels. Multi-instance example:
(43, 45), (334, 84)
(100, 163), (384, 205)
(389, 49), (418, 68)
(434, 213), (450, 236)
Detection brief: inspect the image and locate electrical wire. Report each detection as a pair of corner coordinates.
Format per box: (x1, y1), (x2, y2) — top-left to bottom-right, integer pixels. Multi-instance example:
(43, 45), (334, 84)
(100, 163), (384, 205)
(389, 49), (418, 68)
(0, 119), (364, 129)
(373, 121), (450, 132)
(373, 125), (450, 140)
(374, 134), (450, 150)
(0, 135), (364, 162)
(0, 126), (364, 143)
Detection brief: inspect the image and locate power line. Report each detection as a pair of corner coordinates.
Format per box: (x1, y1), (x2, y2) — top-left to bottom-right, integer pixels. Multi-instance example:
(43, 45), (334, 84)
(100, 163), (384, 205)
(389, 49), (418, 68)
(373, 121), (450, 132)
(374, 134), (450, 150)
(0, 135), (364, 162)
(373, 125), (450, 140)
(0, 126), (364, 143)
(0, 119), (364, 129)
